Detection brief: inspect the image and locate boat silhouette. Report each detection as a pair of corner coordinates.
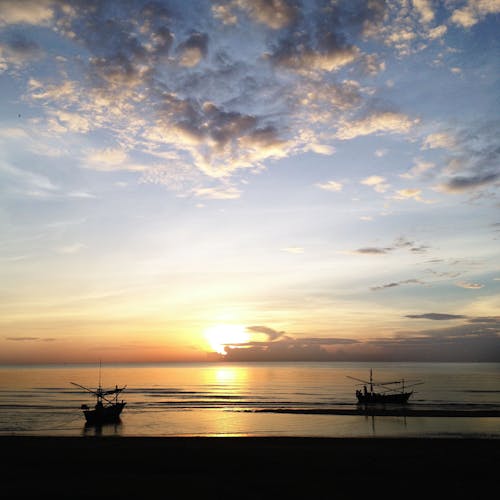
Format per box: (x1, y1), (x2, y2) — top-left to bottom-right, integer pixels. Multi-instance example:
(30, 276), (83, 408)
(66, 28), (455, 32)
(71, 368), (126, 425)
(347, 369), (423, 405)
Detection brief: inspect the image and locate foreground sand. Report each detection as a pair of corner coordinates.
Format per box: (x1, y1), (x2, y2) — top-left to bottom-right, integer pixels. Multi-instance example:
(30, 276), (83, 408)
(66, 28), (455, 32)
(3, 436), (498, 498)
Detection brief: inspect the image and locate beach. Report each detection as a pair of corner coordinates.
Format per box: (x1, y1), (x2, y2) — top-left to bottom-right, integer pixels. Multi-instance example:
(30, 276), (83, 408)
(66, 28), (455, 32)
(3, 436), (498, 498)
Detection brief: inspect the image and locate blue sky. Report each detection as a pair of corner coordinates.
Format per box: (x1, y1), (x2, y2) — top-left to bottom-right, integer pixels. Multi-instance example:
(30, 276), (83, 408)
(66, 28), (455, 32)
(0, 0), (499, 363)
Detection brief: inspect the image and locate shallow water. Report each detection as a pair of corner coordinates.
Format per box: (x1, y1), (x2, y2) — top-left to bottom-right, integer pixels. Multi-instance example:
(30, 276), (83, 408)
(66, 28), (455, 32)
(0, 362), (498, 437)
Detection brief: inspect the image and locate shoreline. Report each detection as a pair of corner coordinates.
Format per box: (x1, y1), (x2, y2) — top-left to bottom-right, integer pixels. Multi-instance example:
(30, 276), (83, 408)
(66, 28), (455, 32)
(250, 407), (500, 417)
(3, 436), (498, 497)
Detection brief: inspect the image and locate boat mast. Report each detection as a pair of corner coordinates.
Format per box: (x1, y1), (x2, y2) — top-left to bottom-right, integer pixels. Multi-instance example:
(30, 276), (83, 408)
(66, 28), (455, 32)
(370, 368), (373, 394)
(97, 359), (103, 405)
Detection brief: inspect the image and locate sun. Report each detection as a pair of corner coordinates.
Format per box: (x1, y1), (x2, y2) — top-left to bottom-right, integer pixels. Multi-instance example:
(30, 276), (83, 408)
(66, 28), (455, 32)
(204, 324), (250, 355)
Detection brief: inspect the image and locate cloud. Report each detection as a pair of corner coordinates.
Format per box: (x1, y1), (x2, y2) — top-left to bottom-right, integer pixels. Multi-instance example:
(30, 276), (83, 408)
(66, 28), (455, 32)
(336, 111), (418, 140)
(450, 0), (500, 28)
(269, 34), (359, 74)
(223, 0), (299, 30)
(48, 110), (91, 134)
(455, 281), (484, 289)
(316, 180), (343, 192)
(367, 320), (500, 361)
(56, 243), (85, 255)
(191, 185), (242, 199)
(430, 121), (500, 194)
(0, 161), (58, 197)
(246, 325), (284, 341)
(360, 175), (389, 193)
(0, 0), (54, 26)
(405, 313), (467, 321)
(400, 159), (435, 179)
(216, 317), (500, 362)
(0, 33), (42, 71)
(6, 336), (56, 342)
(85, 148), (129, 170)
(423, 132), (457, 150)
(352, 237), (429, 256)
(392, 188), (424, 202)
(222, 330), (360, 362)
(281, 247), (304, 254)
(353, 247), (391, 255)
(413, 0), (435, 24)
(437, 173), (500, 193)
(2, 0), (496, 200)
(370, 279), (425, 291)
(177, 32), (209, 67)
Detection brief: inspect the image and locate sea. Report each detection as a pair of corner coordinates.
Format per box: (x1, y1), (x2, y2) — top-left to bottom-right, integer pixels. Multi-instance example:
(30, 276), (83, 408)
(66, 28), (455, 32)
(0, 362), (499, 438)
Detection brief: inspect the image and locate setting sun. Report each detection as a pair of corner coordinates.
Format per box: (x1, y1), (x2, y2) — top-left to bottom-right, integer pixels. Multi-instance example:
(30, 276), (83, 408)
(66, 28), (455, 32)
(204, 325), (250, 355)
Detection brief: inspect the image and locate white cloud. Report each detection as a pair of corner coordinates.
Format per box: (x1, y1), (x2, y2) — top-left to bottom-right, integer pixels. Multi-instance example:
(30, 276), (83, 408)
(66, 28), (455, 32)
(413, 0), (435, 24)
(336, 111), (418, 140)
(192, 186), (242, 200)
(281, 247), (304, 254)
(400, 159), (435, 179)
(316, 180), (343, 192)
(0, 0), (54, 26)
(56, 243), (86, 255)
(361, 176), (389, 193)
(450, 1), (500, 28)
(455, 281), (485, 289)
(423, 132), (457, 150)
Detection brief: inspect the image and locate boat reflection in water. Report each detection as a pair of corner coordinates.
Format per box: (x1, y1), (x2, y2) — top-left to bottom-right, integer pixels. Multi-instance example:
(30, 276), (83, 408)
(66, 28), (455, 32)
(83, 420), (123, 437)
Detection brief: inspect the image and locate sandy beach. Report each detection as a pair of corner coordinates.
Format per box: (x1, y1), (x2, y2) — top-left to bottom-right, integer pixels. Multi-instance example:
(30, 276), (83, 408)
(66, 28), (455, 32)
(3, 436), (498, 498)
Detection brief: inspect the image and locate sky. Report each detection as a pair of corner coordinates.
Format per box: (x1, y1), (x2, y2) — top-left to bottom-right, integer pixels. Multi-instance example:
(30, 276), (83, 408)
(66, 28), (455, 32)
(0, 0), (499, 364)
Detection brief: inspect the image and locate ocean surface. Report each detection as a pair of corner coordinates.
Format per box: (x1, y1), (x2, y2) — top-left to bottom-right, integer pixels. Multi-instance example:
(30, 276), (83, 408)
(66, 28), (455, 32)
(0, 362), (499, 438)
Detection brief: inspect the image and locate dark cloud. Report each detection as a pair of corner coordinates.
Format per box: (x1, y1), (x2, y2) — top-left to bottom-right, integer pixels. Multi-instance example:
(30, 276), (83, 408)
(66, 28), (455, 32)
(354, 247), (390, 254)
(216, 317), (500, 362)
(405, 313), (467, 321)
(0, 32), (42, 67)
(353, 237), (429, 256)
(442, 172), (499, 193)
(369, 317), (500, 361)
(370, 279), (425, 291)
(177, 31), (209, 66)
(467, 316), (500, 324)
(223, 334), (359, 362)
(435, 121), (500, 194)
(5, 33), (41, 56)
(246, 325), (284, 340)
(6, 337), (40, 341)
(269, 29), (358, 73)
(6, 336), (56, 341)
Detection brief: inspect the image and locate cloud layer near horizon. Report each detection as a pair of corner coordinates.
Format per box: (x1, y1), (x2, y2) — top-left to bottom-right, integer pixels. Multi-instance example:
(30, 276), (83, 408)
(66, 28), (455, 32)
(211, 316), (500, 362)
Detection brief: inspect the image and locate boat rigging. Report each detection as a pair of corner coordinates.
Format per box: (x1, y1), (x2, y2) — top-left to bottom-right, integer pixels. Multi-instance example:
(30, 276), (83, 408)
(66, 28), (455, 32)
(71, 365), (126, 425)
(347, 369), (423, 405)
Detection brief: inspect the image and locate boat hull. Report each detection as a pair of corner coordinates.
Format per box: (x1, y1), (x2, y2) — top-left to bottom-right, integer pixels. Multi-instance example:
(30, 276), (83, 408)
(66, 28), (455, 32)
(356, 392), (412, 405)
(83, 402), (126, 425)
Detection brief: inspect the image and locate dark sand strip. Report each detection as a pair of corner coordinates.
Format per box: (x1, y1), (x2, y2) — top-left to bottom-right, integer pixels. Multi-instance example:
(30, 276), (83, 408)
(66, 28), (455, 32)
(2, 436), (498, 498)
(251, 407), (500, 417)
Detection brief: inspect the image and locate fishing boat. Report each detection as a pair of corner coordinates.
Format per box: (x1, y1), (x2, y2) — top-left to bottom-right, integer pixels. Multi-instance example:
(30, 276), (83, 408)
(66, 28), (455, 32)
(347, 369), (422, 405)
(71, 380), (126, 425)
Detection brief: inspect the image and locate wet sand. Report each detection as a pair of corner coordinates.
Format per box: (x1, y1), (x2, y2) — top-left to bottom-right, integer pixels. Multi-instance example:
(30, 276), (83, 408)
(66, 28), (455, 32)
(2, 436), (498, 498)
(252, 407), (500, 417)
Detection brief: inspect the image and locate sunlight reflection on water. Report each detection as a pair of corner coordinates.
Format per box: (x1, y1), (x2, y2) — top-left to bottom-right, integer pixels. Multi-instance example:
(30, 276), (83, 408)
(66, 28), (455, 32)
(1, 362), (499, 437)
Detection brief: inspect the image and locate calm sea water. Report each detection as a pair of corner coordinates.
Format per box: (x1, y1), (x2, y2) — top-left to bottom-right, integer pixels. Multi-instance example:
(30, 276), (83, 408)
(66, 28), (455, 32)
(0, 362), (498, 438)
